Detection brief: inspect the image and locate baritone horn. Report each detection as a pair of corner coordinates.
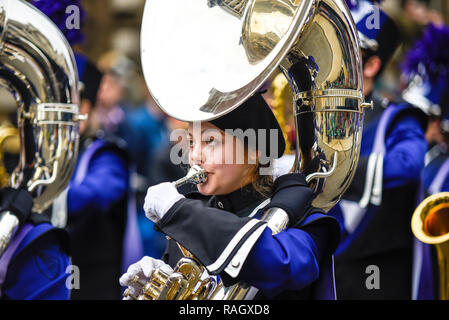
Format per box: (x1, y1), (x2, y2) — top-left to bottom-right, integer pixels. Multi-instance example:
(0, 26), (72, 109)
(412, 192), (449, 300)
(136, 0), (368, 299)
(123, 165), (210, 300)
(0, 0), (82, 257)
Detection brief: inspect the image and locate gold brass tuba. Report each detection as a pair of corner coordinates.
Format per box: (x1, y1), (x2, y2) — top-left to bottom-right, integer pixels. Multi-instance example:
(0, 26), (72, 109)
(411, 192), (449, 300)
(124, 165), (210, 300)
(130, 0), (368, 300)
(0, 0), (82, 256)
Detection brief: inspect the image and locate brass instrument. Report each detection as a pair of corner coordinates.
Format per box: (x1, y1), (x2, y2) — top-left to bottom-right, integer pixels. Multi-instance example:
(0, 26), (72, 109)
(132, 0), (368, 300)
(0, 122), (19, 188)
(124, 165), (210, 300)
(270, 72), (293, 155)
(411, 192), (449, 300)
(123, 166), (290, 299)
(0, 0), (82, 256)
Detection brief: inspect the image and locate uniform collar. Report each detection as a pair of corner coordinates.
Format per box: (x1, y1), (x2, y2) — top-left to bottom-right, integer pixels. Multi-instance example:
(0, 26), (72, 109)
(208, 184), (266, 215)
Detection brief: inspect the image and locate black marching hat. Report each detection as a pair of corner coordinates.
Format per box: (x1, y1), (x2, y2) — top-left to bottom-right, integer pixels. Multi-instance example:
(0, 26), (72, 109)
(210, 92), (286, 160)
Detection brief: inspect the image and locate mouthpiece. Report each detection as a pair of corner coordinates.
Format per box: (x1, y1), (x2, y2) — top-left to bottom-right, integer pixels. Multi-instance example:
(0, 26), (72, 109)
(173, 165), (207, 188)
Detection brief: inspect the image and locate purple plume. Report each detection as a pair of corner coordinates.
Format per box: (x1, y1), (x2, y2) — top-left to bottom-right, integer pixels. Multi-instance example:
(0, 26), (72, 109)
(401, 23), (449, 82)
(31, 0), (86, 46)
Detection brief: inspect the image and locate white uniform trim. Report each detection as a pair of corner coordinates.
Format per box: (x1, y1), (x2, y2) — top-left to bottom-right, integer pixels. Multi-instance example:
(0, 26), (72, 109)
(249, 198), (271, 217)
(370, 152), (384, 206)
(224, 223), (268, 278)
(51, 187), (69, 228)
(206, 199), (270, 274)
(206, 219), (264, 273)
(340, 199), (367, 234)
(358, 152), (379, 208)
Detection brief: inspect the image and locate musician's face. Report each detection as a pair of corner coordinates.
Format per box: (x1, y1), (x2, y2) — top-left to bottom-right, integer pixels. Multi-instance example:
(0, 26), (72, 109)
(187, 122), (257, 195)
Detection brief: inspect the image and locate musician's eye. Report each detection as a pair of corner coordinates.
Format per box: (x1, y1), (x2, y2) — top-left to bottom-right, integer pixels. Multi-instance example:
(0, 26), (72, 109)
(188, 139), (195, 148)
(205, 136), (217, 146)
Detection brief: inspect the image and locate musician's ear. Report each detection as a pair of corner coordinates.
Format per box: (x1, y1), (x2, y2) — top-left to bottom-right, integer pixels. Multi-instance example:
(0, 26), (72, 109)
(363, 55), (382, 79)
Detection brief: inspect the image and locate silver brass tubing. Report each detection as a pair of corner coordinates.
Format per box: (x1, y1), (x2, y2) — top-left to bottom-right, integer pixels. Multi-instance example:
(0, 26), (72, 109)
(0, 211), (19, 256)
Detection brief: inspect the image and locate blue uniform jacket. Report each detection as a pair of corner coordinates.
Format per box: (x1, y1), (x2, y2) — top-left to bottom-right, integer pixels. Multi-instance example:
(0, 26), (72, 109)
(330, 102), (428, 244)
(1, 222), (70, 300)
(327, 101), (428, 299)
(158, 184), (340, 300)
(239, 211), (337, 299)
(423, 150), (449, 193)
(67, 140), (128, 216)
(66, 137), (141, 299)
(360, 103), (427, 189)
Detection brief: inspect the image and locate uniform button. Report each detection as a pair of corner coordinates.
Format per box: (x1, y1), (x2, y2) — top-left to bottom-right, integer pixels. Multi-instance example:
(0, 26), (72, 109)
(217, 201), (224, 209)
(231, 259), (240, 268)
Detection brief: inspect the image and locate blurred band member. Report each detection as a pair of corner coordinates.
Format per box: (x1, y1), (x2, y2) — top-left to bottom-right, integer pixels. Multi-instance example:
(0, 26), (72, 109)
(401, 24), (449, 300)
(327, 0), (428, 299)
(31, 0), (142, 299)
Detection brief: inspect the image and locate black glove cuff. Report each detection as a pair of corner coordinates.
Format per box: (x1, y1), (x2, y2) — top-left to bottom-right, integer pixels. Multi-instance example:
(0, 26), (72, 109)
(0, 188), (33, 225)
(264, 173), (314, 227)
(273, 173), (308, 192)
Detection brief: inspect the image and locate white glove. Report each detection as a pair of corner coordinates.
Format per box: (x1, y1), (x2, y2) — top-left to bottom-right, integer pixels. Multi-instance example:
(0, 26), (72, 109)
(143, 182), (185, 223)
(119, 256), (173, 299)
(272, 154), (295, 181)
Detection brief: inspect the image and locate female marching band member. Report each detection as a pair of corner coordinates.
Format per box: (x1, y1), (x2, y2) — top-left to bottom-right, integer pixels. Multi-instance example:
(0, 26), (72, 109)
(120, 92), (341, 299)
